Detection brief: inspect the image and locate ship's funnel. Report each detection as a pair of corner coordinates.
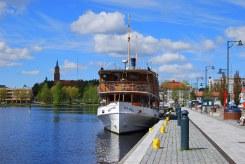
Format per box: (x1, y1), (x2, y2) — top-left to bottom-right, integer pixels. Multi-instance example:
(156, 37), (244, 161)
(131, 58), (136, 69)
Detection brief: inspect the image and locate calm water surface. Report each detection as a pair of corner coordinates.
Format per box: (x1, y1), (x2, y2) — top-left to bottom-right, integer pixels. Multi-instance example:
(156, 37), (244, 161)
(0, 106), (145, 164)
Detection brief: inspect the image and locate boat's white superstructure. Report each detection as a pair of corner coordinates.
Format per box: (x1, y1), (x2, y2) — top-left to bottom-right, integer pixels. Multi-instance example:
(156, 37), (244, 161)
(97, 102), (158, 134)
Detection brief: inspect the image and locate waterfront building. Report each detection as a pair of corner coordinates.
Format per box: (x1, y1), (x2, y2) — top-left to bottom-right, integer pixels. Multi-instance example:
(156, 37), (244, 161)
(160, 80), (190, 105)
(195, 91), (219, 102)
(0, 87), (32, 104)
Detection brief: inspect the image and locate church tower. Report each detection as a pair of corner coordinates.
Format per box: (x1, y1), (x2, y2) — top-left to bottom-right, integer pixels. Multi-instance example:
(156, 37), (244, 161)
(54, 60), (60, 81)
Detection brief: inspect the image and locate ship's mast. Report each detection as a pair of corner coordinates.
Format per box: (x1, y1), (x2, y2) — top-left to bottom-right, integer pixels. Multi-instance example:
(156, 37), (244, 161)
(127, 14), (131, 69)
(135, 35), (138, 66)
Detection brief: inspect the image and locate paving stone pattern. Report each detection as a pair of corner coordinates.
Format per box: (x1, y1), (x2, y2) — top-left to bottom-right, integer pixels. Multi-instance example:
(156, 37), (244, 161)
(187, 109), (245, 164)
(140, 120), (228, 164)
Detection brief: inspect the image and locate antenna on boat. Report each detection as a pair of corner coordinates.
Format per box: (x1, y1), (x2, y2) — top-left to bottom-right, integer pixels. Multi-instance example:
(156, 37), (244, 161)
(135, 35), (138, 66)
(127, 14), (131, 69)
(76, 55), (78, 80)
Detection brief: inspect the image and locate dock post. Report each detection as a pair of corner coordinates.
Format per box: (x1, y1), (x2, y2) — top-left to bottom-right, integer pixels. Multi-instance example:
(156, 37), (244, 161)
(177, 107), (181, 126)
(181, 110), (189, 150)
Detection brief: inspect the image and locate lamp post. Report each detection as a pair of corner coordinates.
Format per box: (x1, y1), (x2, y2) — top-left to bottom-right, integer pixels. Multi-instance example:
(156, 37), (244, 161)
(218, 68), (227, 83)
(227, 40), (243, 103)
(196, 77), (203, 90)
(205, 65), (215, 88)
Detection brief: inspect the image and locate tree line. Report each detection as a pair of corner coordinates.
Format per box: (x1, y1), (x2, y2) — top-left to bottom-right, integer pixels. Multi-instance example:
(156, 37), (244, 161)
(32, 80), (99, 105)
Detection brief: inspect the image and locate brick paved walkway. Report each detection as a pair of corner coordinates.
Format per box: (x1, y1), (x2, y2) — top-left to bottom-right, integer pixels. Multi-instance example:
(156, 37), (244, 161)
(187, 108), (245, 164)
(121, 119), (228, 164)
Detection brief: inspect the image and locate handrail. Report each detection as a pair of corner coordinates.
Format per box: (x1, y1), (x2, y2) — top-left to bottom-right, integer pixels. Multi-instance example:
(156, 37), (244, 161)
(99, 81), (154, 94)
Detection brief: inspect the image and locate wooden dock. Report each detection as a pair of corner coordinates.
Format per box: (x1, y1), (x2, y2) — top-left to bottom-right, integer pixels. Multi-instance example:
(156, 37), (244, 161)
(120, 117), (228, 164)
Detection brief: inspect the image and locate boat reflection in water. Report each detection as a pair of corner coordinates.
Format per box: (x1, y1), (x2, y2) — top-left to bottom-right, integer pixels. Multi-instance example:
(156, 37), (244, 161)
(96, 130), (145, 163)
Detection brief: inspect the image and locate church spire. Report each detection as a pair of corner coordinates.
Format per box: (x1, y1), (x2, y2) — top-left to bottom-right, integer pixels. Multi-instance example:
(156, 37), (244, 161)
(54, 60), (60, 81)
(56, 60), (59, 68)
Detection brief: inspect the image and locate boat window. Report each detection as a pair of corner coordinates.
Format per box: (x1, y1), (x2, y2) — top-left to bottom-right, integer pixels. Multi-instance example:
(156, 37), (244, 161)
(101, 74), (109, 81)
(101, 73), (121, 81)
(128, 73), (139, 81)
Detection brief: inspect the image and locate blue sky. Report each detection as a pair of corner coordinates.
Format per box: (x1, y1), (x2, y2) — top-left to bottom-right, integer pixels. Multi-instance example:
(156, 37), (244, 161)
(0, 0), (244, 87)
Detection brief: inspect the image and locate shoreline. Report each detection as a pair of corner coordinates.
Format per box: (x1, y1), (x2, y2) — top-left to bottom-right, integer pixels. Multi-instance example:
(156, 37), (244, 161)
(0, 103), (99, 108)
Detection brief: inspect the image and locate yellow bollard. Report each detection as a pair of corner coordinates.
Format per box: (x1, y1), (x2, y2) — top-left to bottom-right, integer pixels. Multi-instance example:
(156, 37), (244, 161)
(164, 119), (168, 126)
(149, 127), (153, 133)
(152, 138), (160, 150)
(160, 126), (165, 134)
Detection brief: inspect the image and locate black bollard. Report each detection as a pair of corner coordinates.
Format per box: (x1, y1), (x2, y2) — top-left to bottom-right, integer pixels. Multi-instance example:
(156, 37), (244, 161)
(177, 107), (181, 126)
(181, 110), (189, 150)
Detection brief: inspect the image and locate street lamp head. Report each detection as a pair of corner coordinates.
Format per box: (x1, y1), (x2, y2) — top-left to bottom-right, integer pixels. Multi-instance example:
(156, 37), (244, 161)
(218, 69), (221, 74)
(218, 68), (227, 74)
(238, 40), (243, 46)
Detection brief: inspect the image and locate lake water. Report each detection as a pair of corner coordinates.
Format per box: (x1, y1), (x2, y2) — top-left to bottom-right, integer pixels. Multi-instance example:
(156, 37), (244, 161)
(0, 106), (145, 164)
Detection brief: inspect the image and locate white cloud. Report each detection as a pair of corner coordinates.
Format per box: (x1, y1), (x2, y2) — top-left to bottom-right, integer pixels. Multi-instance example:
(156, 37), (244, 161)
(201, 39), (216, 51)
(169, 72), (200, 81)
(158, 63), (193, 73)
(21, 70), (39, 76)
(157, 62), (200, 81)
(31, 45), (43, 52)
(0, 0), (30, 16)
(225, 26), (245, 41)
(160, 39), (191, 51)
(151, 53), (186, 64)
(224, 0), (245, 7)
(93, 32), (192, 56)
(0, 40), (32, 67)
(62, 59), (86, 72)
(70, 10), (218, 57)
(0, 1), (7, 15)
(89, 61), (112, 68)
(71, 11), (126, 35)
(92, 0), (159, 9)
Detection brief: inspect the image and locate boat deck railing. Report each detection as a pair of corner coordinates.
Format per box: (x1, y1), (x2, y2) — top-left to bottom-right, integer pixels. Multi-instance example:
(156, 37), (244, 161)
(98, 81), (156, 94)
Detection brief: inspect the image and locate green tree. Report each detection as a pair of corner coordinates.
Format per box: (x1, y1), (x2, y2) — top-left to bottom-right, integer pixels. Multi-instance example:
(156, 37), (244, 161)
(0, 88), (7, 102)
(51, 82), (64, 105)
(233, 71), (241, 105)
(183, 90), (190, 101)
(190, 89), (196, 100)
(37, 83), (52, 104)
(63, 86), (79, 104)
(172, 90), (179, 102)
(82, 85), (99, 104)
(203, 88), (212, 99)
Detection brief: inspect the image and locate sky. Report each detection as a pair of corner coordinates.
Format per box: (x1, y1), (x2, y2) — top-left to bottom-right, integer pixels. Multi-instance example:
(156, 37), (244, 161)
(0, 0), (244, 87)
